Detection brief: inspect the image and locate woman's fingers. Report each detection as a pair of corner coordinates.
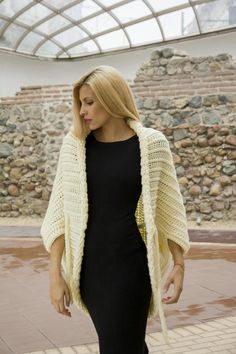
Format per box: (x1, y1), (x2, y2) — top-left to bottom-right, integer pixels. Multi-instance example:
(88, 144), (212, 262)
(162, 285), (182, 304)
(49, 274), (72, 317)
(162, 267), (184, 304)
(54, 296), (71, 317)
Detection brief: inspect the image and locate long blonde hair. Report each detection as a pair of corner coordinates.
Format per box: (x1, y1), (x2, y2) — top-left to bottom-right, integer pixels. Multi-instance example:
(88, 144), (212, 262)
(71, 65), (141, 139)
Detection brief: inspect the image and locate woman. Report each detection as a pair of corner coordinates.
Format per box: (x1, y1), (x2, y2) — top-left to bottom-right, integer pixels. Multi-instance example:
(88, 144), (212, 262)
(41, 65), (190, 354)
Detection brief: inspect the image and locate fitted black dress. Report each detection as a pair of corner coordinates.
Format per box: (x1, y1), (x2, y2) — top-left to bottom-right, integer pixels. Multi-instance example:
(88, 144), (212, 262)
(80, 131), (152, 354)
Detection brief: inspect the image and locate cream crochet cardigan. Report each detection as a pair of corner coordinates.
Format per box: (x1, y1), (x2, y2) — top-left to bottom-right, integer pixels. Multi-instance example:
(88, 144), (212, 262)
(40, 118), (190, 344)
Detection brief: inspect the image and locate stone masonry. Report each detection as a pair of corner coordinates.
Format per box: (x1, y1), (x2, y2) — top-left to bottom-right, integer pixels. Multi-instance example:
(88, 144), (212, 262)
(0, 48), (235, 222)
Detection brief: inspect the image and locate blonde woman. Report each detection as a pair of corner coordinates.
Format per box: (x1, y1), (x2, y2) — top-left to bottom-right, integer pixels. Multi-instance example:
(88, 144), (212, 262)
(41, 65), (190, 354)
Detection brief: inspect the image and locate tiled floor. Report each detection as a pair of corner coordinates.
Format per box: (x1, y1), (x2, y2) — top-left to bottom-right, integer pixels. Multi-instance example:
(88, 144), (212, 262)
(23, 315), (236, 354)
(0, 237), (236, 354)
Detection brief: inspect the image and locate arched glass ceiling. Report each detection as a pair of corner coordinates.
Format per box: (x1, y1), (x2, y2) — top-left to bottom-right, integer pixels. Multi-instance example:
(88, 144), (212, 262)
(0, 0), (235, 60)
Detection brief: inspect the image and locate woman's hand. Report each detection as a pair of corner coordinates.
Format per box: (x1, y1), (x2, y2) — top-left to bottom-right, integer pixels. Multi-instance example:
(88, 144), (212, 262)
(162, 264), (185, 304)
(49, 273), (72, 317)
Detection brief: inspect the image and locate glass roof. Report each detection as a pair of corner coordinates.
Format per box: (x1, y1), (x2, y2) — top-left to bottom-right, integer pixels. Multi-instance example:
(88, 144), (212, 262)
(0, 0), (235, 60)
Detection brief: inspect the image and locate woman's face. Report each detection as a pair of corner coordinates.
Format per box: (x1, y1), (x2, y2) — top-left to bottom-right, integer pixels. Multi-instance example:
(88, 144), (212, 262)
(79, 84), (111, 130)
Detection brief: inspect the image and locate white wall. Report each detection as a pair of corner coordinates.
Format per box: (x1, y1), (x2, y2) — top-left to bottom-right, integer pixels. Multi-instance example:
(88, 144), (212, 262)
(1, 31), (236, 98)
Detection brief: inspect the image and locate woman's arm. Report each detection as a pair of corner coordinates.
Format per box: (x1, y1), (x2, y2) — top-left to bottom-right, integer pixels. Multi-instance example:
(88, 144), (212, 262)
(49, 234), (65, 277)
(167, 239), (185, 268)
(48, 234), (72, 317)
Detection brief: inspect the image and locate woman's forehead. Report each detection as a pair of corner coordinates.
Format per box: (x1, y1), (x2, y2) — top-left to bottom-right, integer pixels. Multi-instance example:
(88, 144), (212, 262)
(79, 84), (93, 96)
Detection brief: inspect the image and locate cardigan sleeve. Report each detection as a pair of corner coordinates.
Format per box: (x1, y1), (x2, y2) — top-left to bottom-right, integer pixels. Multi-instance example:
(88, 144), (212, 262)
(155, 135), (190, 256)
(40, 143), (65, 253)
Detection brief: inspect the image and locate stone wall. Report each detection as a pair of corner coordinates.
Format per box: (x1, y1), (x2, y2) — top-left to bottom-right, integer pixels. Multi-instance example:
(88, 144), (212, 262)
(0, 48), (235, 222)
(130, 48), (236, 222)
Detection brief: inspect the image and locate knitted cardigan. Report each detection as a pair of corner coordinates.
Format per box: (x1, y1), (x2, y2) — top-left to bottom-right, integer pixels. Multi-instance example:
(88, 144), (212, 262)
(40, 118), (190, 344)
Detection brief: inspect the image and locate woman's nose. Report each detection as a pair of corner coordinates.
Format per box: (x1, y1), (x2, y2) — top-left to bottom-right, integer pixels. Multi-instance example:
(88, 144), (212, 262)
(80, 105), (85, 116)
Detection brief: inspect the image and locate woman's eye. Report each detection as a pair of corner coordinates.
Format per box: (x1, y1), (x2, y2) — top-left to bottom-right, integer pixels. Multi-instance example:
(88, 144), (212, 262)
(87, 102), (93, 105)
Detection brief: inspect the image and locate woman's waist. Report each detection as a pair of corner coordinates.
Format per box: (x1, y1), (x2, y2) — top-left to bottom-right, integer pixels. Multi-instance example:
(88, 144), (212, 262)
(86, 217), (140, 235)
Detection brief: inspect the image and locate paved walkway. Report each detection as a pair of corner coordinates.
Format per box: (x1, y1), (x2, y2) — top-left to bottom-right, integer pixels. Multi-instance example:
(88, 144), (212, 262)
(0, 236), (236, 354)
(23, 315), (236, 354)
(1, 225), (236, 243)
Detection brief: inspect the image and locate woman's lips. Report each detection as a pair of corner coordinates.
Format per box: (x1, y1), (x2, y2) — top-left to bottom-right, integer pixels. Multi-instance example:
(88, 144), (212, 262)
(85, 119), (92, 124)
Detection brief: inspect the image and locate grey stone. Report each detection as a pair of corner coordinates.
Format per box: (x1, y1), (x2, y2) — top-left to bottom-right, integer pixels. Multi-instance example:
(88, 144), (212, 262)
(202, 110), (221, 125)
(135, 97), (144, 109)
(159, 58), (168, 65)
(233, 183), (236, 196)
(173, 49), (187, 57)
(0, 117), (8, 125)
(150, 50), (161, 59)
(222, 160), (233, 167)
(224, 94), (236, 103)
(224, 62), (236, 69)
(31, 106), (42, 119)
(173, 128), (188, 141)
(146, 67), (155, 76)
(160, 112), (173, 127)
(187, 114), (201, 126)
(157, 66), (166, 75)
(189, 96), (202, 108)
(215, 53), (232, 61)
(7, 124), (17, 132)
(172, 115), (186, 127)
(143, 98), (158, 109)
(159, 98), (172, 109)
(162, 48), (175, 58)
(18, 123), (28, 132)
(0, 143), (14, 157)
(55, 104), (70, 114)
(223, 166), (236, 176)
(176, 166), (185, 177)
(30, 121), (42, 130)
(0, 126), (7, 133)
(212, 211), (223, 219)
(198, 62), (209, 72)
(218, 95), (227, 104)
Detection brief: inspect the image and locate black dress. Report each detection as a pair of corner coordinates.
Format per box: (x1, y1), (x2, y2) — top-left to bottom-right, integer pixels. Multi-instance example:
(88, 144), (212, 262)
(80, 131), (152, 354)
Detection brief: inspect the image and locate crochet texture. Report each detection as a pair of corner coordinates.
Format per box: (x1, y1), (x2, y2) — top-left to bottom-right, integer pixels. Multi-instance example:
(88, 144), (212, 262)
(40, 118), (190, 345)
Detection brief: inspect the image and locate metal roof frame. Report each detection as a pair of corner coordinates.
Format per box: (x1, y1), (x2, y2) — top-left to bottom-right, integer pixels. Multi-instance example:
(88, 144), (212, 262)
(0, 0), (235, 60)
